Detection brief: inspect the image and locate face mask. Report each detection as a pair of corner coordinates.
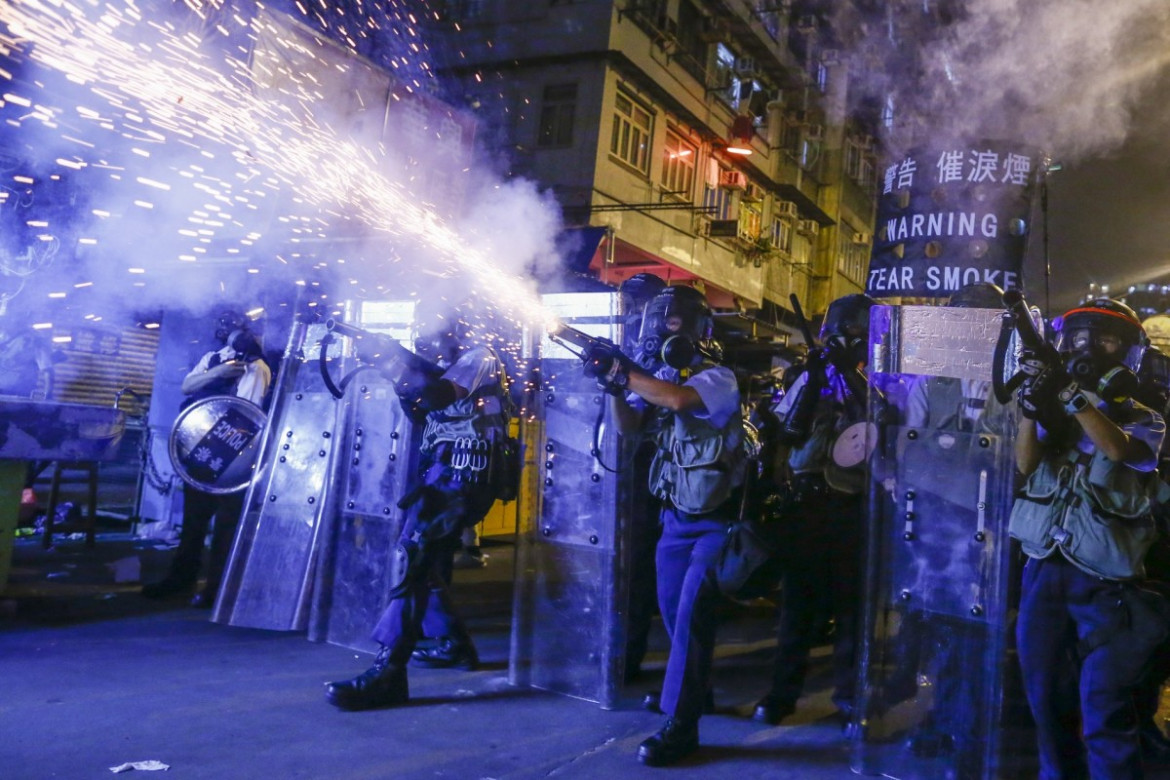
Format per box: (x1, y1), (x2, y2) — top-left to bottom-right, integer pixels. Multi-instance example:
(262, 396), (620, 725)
(1066, 351), (1138, 404)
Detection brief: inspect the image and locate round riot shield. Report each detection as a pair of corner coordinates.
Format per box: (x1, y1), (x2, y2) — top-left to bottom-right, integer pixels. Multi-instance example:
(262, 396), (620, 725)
(168, 395), (267, 494)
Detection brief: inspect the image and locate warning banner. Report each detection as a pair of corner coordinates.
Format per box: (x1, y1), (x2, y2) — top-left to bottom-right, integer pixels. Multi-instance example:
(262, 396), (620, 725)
(866, 141), (1037, 298)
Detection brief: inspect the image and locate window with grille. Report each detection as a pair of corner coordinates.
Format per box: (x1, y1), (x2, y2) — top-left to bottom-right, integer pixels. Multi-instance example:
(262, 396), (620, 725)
(702, 182), (733, 220)
(610, 92), (652, 173)
(770, 219), (793, 254)
(661, 129), (696, 197)
(537, 83), (577, 148)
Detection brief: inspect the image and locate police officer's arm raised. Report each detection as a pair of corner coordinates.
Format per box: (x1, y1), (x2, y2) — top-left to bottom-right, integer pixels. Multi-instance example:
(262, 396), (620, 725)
(180, 352), (247, 396)
(1015, 358), (1152, 476)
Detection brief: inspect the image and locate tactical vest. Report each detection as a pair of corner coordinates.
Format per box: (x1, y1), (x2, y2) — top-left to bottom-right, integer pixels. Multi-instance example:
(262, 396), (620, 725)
(1008, 447), (1162, 580)
(649, 387), (747, 516)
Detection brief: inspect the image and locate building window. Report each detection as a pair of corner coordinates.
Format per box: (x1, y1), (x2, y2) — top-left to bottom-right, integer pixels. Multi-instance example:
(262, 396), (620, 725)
(770, 219), (792, 254)
(661, 130), (696, 197)
(838, 236), (869, 284)
(537, 83), (577, 148)
(610, 92), (652, 173)
(702, 182), (733, 220)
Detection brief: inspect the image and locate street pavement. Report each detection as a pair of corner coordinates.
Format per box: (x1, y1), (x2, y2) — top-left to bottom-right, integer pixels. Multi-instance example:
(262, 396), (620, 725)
(2, 531), (872, 779)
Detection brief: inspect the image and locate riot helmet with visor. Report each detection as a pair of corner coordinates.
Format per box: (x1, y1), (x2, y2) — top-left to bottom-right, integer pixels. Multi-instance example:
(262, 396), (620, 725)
(819, 293), (875, 365)
(1054, 298), (1146, 402)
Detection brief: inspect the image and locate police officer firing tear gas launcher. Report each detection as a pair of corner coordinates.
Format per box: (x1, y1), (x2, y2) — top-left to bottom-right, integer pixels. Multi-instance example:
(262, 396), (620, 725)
(997, 288), (1170, 779)
(556, 286), (754, 767)
(322, 301), (517, 711)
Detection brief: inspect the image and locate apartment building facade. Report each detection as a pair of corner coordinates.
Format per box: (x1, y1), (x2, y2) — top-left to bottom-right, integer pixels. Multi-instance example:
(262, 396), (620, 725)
(422, 0), (882, 337)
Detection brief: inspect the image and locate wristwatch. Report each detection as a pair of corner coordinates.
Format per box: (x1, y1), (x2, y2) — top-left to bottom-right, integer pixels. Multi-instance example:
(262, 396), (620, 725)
(1059, 383), (1090, 414)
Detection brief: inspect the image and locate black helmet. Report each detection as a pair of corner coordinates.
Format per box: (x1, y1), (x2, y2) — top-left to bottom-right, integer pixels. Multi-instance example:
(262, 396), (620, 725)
(637, 285), (715, 369)
(214, 310), (249, 344)
(619, 273), (667, 308)
(947, 282), (1005, 309)
(820, 294), (875, 344)
(1055, 298), (1146, 372)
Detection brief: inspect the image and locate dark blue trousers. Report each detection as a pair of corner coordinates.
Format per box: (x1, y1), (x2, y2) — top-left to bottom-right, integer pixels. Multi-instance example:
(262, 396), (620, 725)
(370, 464), (495, 667)
(656, 505), (731, 725)
(1017, 555), (1154, 780)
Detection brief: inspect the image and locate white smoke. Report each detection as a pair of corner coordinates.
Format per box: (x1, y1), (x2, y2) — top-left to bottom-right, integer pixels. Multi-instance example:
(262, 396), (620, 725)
(857, 0), (1170, 161)
(0, 0), (564, 335)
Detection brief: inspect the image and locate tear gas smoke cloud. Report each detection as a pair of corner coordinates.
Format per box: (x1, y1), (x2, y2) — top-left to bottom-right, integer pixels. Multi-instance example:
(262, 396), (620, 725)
(0, 0), (564, 338)
(856, 0), (1170, 162)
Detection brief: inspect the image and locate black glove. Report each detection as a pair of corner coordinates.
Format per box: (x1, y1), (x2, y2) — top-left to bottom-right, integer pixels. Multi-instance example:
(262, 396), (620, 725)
(1018, 344), (1061, 378)
(1017, 360), (1082, 420)
(582, 340), (631, 395)
(803, 346), (830, 377)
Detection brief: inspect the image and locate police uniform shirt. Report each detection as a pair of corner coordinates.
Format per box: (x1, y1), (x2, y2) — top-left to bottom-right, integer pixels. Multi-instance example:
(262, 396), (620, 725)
(1042, 397), (1165, 474)
(772, 365), (858, 474)
(630, 363), (741, 431)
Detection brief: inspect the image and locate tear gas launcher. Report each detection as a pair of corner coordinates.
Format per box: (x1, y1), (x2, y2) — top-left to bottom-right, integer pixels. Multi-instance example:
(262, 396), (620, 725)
(324, 319), (444, 383)
(992, 289), (1052, 404)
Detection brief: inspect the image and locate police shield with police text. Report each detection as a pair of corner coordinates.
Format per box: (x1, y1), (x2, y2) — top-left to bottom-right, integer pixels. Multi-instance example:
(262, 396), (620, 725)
(1009, 297), (1169, 779)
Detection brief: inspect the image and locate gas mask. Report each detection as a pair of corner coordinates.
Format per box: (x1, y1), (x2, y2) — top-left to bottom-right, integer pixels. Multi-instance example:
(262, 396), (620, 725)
(1056, 300), (1146, 405)
(636, 286), (715, 371)
(819, 294), (876, 368)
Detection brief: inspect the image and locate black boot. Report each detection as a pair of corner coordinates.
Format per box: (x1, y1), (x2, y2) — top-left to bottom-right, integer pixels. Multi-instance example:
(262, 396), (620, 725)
(752, 692), (797, 725)
(326, 648), (409, 711)
(637, 717), (699, 766)
(410, 637), (479, 670)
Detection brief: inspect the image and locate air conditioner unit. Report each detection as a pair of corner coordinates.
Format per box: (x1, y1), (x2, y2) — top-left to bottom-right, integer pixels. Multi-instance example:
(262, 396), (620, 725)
(704, 219), (740, 238)
(797, 219), (820, 236)
(720, 170), (747, 190)
(735, 56), (757, 77)
(852, 231), (872, 245)
(820, 48), (840, 66)
(796, 14), (817, 33)
(805, 123), (824, 142)
(742, 183), (763, 202)
(777, 200), (798, 219)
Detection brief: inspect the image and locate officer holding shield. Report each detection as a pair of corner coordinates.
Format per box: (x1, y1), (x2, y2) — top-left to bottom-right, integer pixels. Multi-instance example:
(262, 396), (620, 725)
(755, 293), (874, 727)
(324, 299), (513, 711)
(142, 310), (271, 607)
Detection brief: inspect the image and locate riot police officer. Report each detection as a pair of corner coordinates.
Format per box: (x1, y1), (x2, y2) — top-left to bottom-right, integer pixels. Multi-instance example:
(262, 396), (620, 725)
(142, 309), (271, 608)
(324, 299), (513, 710)
(581, 285), (745, 766)
(755, 293), (875, 726)
(1010, 298), (1167, 778)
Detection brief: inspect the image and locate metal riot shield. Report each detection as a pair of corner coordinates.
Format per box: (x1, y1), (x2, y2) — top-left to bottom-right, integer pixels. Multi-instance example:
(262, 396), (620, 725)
(308, 301), (419, 651)
(213, 300), (419, 641)
(212, 314), (342, 630)
(853, 304), (1022, 780)
(509, 292), (631, 708)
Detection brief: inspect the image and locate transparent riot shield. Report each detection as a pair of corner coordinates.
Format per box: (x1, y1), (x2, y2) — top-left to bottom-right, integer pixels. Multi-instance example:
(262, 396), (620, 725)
(509, 292), (632, 708)
(307, 300), (419, 651)
(853, 304), (1022, 780)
